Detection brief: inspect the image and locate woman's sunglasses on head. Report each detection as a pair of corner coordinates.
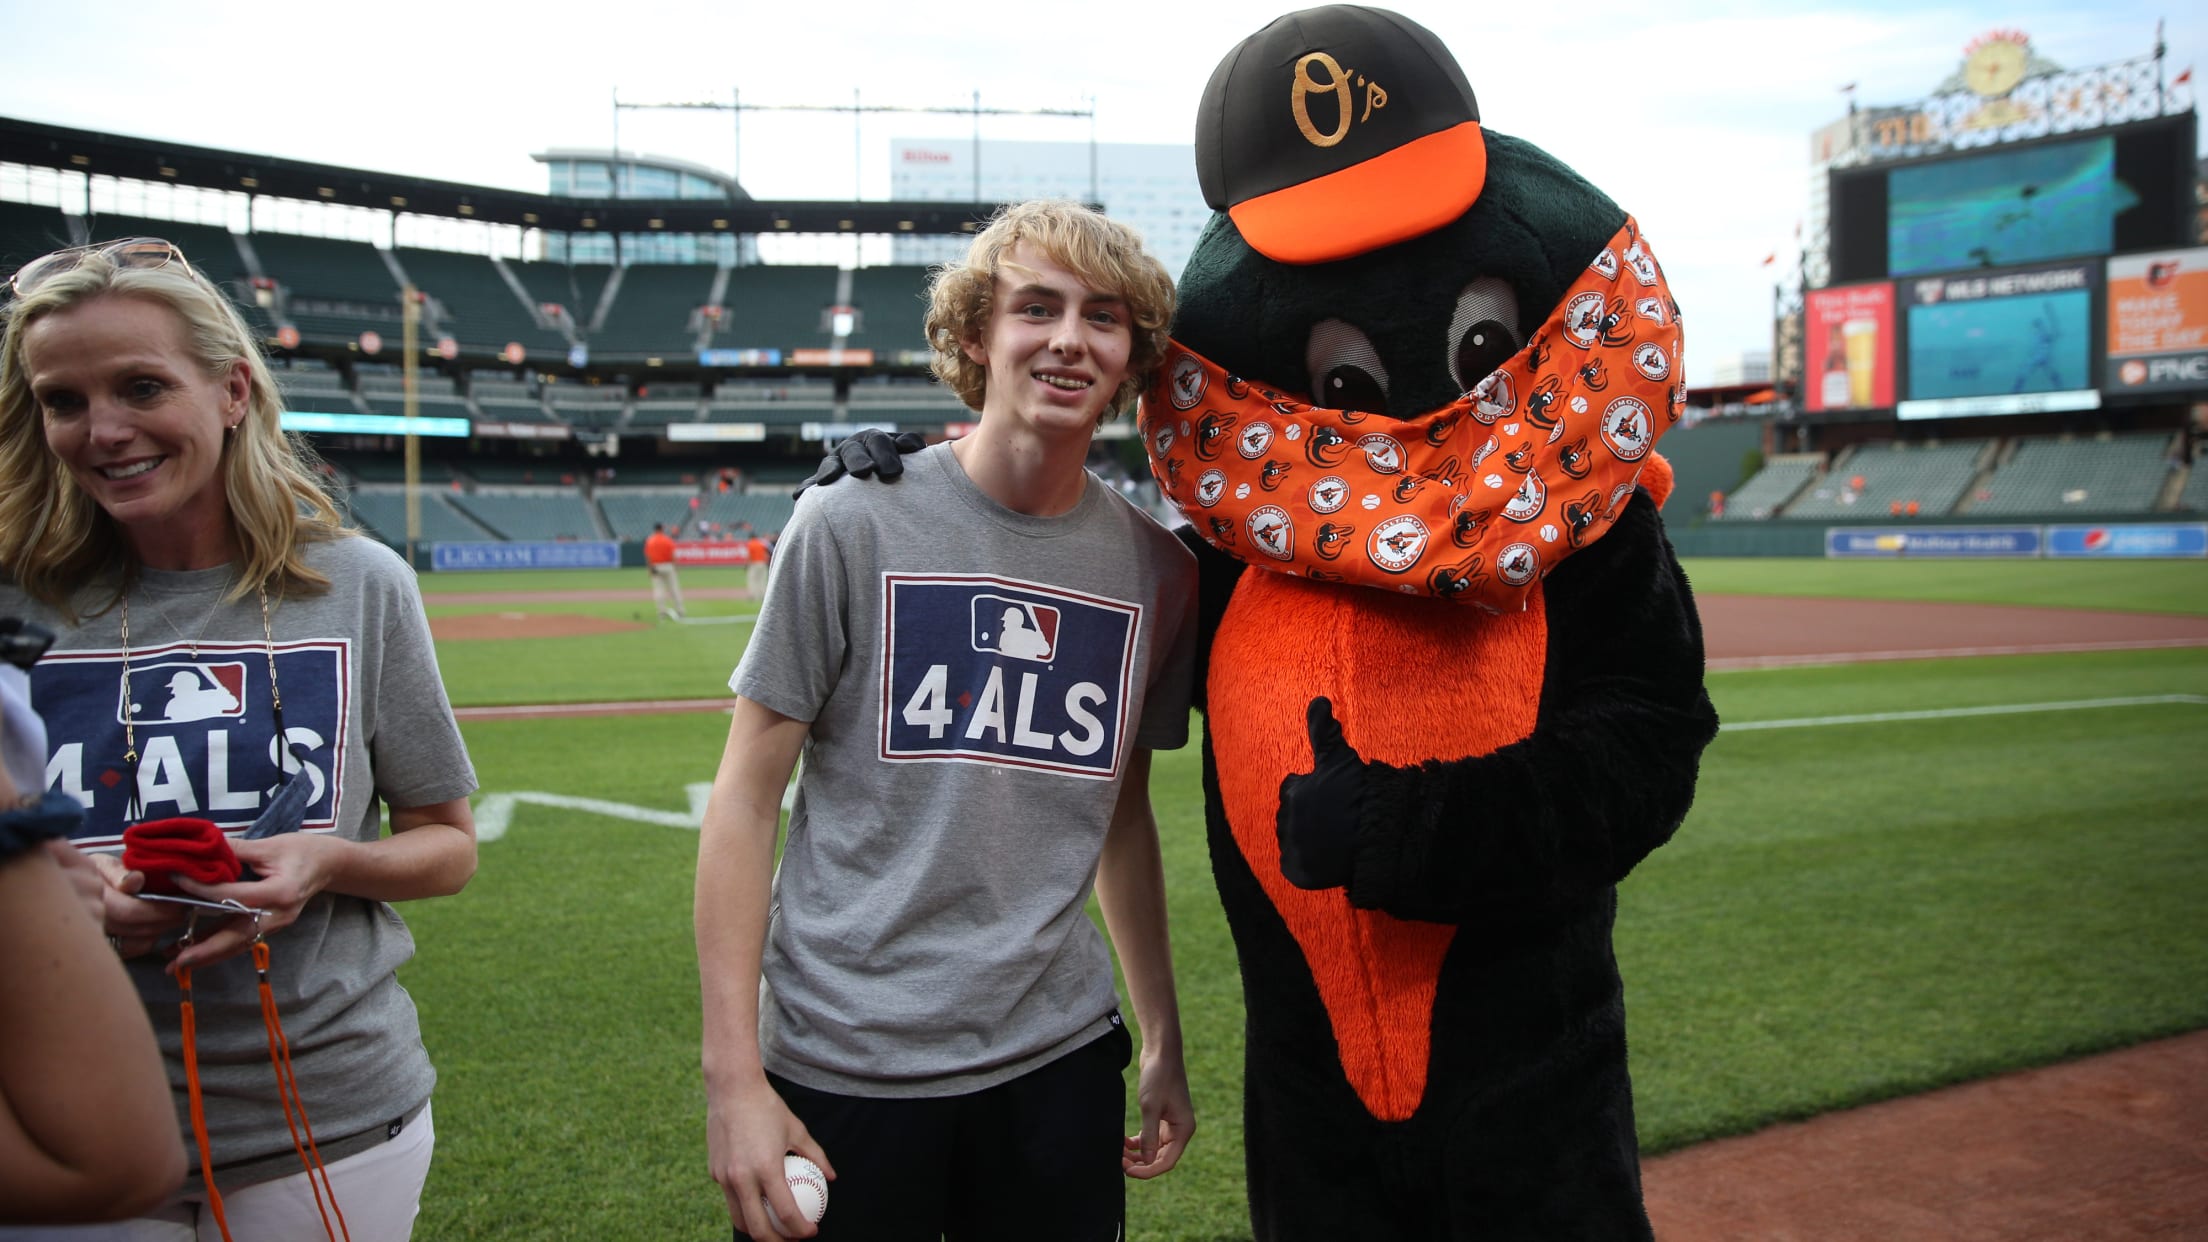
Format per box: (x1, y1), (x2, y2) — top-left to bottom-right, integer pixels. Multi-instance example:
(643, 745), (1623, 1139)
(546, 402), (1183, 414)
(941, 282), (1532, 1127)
(8, 237), (187, 298)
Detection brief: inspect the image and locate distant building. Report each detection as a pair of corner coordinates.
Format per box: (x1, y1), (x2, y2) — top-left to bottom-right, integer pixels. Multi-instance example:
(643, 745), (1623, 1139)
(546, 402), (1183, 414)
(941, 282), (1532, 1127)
(886, 139), (1206, 278)
(533, 149), (758, 265)
(1708, 351), (1773, 386)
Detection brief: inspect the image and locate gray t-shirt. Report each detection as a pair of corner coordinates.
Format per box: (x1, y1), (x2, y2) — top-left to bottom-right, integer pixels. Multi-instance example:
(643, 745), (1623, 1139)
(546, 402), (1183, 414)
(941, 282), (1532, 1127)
(731, 442), (1196, 1097)
(1, 534), (476, 1185)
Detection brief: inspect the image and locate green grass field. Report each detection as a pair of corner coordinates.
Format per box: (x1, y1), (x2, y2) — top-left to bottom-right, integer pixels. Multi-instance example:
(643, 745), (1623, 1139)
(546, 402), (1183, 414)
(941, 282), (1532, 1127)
(399, 559), (2208, 1240)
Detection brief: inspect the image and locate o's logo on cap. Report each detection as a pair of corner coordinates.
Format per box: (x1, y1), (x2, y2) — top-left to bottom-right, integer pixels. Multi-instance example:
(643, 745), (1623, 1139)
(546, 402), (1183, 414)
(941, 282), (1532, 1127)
(1292, 51), (1387, 148)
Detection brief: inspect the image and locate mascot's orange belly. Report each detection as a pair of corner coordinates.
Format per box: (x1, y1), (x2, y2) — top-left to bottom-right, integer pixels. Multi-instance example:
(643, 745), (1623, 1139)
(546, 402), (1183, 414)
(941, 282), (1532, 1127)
(1210, 570), (1548, 1120)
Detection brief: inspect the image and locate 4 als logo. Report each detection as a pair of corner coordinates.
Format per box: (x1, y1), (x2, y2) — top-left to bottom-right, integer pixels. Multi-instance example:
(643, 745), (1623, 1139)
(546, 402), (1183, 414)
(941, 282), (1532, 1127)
(1631, 341), (1669, 382)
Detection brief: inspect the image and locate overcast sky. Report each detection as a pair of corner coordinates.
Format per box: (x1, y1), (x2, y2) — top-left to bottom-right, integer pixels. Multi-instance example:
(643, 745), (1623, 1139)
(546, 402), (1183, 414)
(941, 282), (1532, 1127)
(1, 0), (2198, 386)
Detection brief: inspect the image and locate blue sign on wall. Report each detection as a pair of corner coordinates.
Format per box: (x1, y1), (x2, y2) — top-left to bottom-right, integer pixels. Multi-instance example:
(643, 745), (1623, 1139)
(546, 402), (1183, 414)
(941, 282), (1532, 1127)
(1826, 527), (2043, 558)
(2045, 524), (2208, 558)
(431, 541), (621, 571)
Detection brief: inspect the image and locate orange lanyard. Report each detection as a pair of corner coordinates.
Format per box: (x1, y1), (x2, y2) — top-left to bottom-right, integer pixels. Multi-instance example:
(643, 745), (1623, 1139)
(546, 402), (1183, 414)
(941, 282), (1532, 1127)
(176, 914), (350, 1241)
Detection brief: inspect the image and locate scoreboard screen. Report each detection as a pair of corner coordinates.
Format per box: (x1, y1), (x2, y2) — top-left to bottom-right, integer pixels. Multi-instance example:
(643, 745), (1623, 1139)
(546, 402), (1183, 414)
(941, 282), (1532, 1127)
(1888, 136), (2123, 277)
(1830, 114), (2194, 286)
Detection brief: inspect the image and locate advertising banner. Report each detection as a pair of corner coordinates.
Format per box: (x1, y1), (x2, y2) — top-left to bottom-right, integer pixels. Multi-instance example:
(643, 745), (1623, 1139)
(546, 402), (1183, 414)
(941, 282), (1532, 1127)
(1803, 284), (1896, 412)
(1825, 526), (2042, 558)
(2045, 524), (2208, 558)
(673, 541), (762, 566)
(431, 541), (620, 571)
(2105, 246), (2208, 394)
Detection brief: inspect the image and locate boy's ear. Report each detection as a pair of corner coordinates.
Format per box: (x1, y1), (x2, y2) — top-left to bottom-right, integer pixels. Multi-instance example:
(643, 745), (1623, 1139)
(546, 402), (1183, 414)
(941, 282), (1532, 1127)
(961, 334), (988, 367)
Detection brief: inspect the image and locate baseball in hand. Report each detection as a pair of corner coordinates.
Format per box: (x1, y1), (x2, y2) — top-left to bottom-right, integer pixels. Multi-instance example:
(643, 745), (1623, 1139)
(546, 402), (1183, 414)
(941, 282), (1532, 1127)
(765, 1154), (828, 1231)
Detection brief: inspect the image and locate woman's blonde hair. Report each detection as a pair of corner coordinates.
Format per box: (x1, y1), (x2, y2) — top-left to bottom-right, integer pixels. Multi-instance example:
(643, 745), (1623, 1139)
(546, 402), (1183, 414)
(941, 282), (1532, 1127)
(0, 248), (349, 619)
(923, 200), (1176, 420)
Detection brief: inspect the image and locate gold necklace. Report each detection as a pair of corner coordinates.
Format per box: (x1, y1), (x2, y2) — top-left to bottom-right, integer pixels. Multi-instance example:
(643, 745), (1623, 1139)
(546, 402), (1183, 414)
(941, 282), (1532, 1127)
(124, 578), (233, 657)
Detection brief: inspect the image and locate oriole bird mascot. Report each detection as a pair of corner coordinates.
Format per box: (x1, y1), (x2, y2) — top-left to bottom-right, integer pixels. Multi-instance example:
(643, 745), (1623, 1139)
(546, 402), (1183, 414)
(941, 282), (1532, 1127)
(1141, 7), (1719, 1238)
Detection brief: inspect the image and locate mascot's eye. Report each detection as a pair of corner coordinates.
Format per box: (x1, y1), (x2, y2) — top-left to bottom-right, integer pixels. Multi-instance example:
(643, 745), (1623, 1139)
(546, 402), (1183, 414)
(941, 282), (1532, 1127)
(1304, 319), (1390, 412)
(1448, 278), (1523, 392)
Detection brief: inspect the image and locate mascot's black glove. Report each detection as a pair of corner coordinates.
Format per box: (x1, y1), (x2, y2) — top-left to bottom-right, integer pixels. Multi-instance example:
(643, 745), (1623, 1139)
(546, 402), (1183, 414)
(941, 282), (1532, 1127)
(792, 430), (926, 499)
(1276, 697), (1369, 890)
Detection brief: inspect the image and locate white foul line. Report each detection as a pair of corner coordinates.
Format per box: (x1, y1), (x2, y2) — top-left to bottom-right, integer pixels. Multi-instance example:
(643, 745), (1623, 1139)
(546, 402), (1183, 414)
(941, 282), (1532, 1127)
(1722, 694), (2208, 732)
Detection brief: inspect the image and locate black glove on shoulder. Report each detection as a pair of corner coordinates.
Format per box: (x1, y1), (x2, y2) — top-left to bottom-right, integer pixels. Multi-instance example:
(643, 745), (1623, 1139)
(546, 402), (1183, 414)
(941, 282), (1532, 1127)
(792, 430), (926, 499)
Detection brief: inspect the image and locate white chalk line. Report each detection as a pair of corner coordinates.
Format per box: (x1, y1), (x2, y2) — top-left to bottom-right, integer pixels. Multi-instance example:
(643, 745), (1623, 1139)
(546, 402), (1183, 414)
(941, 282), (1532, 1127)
(1722, 694), (2208, 732)
(1708, 637), (2208, 671)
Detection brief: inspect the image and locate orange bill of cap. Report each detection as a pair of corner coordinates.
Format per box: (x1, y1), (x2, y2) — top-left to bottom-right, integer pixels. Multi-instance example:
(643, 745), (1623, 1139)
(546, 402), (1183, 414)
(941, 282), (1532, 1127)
(1227, 121), (1488, 266)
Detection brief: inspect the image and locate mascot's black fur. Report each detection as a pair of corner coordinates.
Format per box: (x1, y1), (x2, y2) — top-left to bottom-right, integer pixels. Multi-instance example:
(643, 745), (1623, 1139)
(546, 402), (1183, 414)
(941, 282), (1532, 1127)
(1165, 8), (1719, 1238)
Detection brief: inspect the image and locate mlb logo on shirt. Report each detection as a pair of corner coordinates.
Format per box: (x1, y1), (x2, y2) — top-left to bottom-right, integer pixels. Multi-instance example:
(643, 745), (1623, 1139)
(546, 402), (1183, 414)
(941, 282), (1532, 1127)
(123, 661), (249, 725)
(971, 595), (1061, 663)
(881, 574), (1142, 780)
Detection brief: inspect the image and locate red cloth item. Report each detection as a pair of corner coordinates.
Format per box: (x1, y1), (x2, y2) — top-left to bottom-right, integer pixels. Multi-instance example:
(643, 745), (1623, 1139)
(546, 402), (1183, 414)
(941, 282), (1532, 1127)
(122, 817), (241, 894)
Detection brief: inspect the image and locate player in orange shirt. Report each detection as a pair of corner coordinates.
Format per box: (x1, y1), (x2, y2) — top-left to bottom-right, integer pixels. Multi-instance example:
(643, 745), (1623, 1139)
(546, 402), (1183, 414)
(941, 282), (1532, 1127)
(644, 522), (685, 621)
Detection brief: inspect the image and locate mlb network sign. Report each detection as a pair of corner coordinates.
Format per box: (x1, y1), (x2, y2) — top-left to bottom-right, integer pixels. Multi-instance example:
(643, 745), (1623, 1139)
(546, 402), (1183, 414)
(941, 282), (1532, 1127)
(878, 573), (1141, 780)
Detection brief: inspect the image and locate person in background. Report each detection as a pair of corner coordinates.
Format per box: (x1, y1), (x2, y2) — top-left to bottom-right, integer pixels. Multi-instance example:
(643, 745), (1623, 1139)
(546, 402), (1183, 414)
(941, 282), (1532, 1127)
(743, 529), (770, 599)
(695, 200), (1197, 1241)
(0, 621), (185, 1224)
(0, 237), (478, 1241)
(646, 521), (686, 621)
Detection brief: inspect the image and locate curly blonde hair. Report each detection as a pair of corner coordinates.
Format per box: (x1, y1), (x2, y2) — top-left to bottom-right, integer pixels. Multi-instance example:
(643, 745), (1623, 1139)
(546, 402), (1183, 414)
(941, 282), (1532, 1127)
(923, 200), (1176, 421)
(0, 249), (349, 619)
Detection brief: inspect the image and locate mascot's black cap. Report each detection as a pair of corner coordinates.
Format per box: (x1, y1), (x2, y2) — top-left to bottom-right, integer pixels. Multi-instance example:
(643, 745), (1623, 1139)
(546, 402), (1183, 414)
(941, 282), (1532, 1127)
(1196, 5), (1486, 265)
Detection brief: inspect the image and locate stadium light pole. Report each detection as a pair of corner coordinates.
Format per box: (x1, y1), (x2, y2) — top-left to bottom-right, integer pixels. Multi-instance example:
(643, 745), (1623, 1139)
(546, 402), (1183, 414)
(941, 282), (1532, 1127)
(402, 284), (421, 568)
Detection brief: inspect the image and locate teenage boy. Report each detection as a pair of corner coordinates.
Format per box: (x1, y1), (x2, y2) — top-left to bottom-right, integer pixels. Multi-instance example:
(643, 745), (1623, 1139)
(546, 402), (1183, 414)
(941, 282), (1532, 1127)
(696, 200), (1197, 1242)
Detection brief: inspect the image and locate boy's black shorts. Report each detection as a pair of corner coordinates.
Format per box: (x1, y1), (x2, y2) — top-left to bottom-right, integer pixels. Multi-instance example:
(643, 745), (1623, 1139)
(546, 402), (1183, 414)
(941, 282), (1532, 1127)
(736, 1017), (1134, 1242)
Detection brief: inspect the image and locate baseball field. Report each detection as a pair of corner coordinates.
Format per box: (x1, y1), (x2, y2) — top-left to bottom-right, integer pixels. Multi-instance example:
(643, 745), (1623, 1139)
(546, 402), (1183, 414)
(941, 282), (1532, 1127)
(398, 556), (2208, 1240)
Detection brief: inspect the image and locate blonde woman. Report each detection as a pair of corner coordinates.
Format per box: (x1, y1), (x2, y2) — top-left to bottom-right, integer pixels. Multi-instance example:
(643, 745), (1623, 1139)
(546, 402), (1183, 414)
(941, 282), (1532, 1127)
(0, 239), (477, 1241)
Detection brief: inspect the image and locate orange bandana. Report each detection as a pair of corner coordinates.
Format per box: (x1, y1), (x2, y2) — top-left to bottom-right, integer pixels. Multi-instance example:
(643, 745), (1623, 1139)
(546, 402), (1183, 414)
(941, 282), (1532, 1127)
(1141, 216), (1684, 612)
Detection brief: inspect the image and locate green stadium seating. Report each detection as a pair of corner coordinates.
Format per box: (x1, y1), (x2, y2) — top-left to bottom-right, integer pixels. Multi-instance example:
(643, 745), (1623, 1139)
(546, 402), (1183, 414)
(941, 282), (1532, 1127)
(843, 266), (930, 354)
(1783, 440), (1988, 519)
(588, 265), (720, 357)
(1716, 455), (1819, 520)
(394, 247), (566, 357)
(448, 490), (604, 541)
(1967, 433), (2173, 517)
